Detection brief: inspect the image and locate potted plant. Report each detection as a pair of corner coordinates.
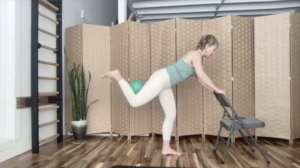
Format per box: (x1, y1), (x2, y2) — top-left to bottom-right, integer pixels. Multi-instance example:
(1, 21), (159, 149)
(65, 50), (99, 141)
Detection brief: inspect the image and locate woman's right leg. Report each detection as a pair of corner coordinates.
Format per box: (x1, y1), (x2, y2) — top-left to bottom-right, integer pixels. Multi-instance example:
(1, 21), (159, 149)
(159, 87), (182, 156)
(102, 69), (170, 107)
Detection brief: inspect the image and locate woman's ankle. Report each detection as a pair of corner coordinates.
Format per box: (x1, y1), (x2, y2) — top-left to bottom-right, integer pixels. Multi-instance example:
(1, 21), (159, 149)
(162, 140), (171, 149)
(115, 76), (123, 82)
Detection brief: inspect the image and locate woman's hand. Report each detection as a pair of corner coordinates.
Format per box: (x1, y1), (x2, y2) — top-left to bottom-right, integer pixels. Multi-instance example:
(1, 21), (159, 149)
(215, 89), (225, 95)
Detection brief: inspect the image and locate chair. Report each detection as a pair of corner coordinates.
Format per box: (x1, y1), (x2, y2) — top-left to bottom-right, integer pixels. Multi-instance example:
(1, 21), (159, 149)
(213, 92), (270, 164)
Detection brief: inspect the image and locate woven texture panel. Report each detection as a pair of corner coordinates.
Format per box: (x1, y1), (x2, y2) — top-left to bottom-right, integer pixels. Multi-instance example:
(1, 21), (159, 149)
(111, 22), (130, 135)
(150, 19), (177, 136)
(129, 22), (152, 136)
(202, 16), (232, 137)
(65, 24), (84, 133)
(175, 18), (204, 136)
(81, 24), (111, 134)
(290, 13), (300, 140)
(254, 14), (291, 140)
(231, 16), (255, 137)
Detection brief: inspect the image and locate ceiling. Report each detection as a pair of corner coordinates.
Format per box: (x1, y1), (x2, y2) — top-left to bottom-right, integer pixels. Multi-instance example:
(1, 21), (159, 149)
(127, 0), (300, 23)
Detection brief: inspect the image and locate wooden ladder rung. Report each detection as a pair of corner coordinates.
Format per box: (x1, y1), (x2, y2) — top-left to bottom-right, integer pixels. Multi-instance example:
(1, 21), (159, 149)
(38, 12), (59, 24)
(38, 60), (59, 66)
(39, 0), (59, 12)
(39, 91), (59, 96)
(39, 120), (60, 128)
(39, 76), (59, 80)
(39, 105), (59, 112)
(38, 28), (59, 38)
(40, 44), (57, 52)
(39, 134), (59, 146)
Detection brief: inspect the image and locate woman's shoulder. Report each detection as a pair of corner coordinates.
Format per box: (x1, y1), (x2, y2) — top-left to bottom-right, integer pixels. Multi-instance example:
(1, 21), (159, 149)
(181, 50), (200, 65)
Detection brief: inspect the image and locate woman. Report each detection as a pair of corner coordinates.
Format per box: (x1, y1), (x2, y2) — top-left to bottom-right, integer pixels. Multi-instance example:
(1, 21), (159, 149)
(102, 34), (225, 156)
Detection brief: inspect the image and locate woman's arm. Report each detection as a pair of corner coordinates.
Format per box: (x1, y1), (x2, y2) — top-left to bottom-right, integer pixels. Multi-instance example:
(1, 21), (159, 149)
(191, 53), (224, 93)
(197, 78), (214, 92)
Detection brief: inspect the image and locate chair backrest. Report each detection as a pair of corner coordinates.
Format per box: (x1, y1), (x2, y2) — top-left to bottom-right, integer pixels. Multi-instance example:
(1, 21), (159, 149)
(213, 92), (232, 108)
(213, 92), (243, 119)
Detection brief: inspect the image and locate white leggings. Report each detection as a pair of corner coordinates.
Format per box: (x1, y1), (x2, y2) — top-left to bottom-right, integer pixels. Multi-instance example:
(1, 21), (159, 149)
(117, 68), (176, 140)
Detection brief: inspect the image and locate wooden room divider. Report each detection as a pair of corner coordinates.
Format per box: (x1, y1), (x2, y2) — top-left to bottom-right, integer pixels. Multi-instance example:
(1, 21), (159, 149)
(129, 22), (152, 137)
(65, 24), (111, 134)
(254, 13), (300, 144)
(175, 18), (204, 137)
(65, 13), (299, 143)
(150, 19), (177, 138)
(202, 16), (255, 140)
(110, 22), (130, 137)
(110, 21), (152, 139)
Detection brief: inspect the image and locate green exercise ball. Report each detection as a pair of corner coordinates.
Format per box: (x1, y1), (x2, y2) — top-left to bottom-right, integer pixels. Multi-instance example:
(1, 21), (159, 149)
(130, 79), (144, 94)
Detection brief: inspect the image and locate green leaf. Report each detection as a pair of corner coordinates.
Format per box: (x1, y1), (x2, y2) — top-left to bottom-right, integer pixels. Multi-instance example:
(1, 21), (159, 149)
(87, 99), (99, 113)
(64, 49), (99, 121)
(85, 71), (91, 106)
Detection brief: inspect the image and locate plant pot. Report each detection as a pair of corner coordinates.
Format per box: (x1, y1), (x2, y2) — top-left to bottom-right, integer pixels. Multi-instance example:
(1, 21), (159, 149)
(71, 120), (87, 141)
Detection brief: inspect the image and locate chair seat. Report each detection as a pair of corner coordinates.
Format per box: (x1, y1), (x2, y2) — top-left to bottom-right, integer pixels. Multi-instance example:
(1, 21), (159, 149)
(220, 117), (265, 131)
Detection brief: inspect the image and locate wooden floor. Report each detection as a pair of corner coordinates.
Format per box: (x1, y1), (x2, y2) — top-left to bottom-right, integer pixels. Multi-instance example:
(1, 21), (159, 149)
(0, 134), (300, 168)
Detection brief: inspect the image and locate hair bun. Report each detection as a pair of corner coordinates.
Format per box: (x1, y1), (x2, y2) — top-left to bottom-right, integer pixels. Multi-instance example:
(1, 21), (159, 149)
(196, 34), (219, 50)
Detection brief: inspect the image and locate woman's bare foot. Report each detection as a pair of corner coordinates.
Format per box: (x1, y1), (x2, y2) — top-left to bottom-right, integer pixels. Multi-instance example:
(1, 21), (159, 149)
(162, 148), (182, 156)
(101, 69), (122, 81)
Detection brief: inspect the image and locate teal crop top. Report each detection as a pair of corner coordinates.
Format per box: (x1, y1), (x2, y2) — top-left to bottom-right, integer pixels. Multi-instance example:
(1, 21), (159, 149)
(165, 58), (196, 86)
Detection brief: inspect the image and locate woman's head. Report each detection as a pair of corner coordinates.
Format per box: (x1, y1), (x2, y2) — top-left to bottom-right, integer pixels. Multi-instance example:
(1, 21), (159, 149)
(196, 34), (219, 58)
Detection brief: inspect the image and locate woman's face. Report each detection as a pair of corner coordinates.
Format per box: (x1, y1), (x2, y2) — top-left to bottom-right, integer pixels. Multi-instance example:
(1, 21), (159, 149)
(204, 44), (218, 58)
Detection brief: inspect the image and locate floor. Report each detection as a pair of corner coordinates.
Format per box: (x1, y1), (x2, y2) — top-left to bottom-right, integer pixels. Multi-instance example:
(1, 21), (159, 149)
(0, 134), (299, 168)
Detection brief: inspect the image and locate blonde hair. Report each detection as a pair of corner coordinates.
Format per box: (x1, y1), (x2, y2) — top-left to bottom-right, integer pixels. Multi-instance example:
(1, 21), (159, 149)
(196, 34), (219, 50)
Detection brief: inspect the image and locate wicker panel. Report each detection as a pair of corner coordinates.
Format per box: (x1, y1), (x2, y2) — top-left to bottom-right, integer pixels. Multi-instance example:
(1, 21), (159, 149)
(231, 16), (255, 137)
(255, 76), (290, 139)
(65, 24), (84, 133)
(290, 13), (300, 140)
(254, 14), (290, 78)
(150, 19), (177, 136)
(202, 16), (232, 137)
(254, 14), (291, 140)
(291, 13), (300, 24)
(175, 18), (204, 136)
(81, 24), (111, 134)
(129, 22), (152, 136)
(111, 22), (130, 135)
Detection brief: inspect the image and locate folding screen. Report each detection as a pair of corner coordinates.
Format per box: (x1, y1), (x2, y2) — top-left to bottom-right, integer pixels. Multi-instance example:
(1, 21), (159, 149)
(150, 19), (177, 137)
(255, 13), (300, 143)
(128, 22), (152, 137)
(175, 18), (204, 137)
(202, 16), (233, 137)
(110, 21), (152, 139)
(110, 22), (130, 136)
(231, 16), (255, 138)
(65, 24), (111, 134)
(65, 14), (300, 143)
(202, 16), (255, 138)
(290, 14), (300, 142)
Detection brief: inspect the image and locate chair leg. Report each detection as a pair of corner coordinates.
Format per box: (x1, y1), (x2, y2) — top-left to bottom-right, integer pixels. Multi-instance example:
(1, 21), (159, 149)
(238, 130), (255, 152)
(242, 127), (270, 164)
(221, 124), (235, 164)
(214, 125), (222, 153)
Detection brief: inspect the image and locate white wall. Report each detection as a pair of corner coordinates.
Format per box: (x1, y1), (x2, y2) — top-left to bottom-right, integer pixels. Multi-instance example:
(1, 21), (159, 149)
(0, 0), (16, 140)
(0, 0), (32, 162)
(0, 0), (118, 163)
